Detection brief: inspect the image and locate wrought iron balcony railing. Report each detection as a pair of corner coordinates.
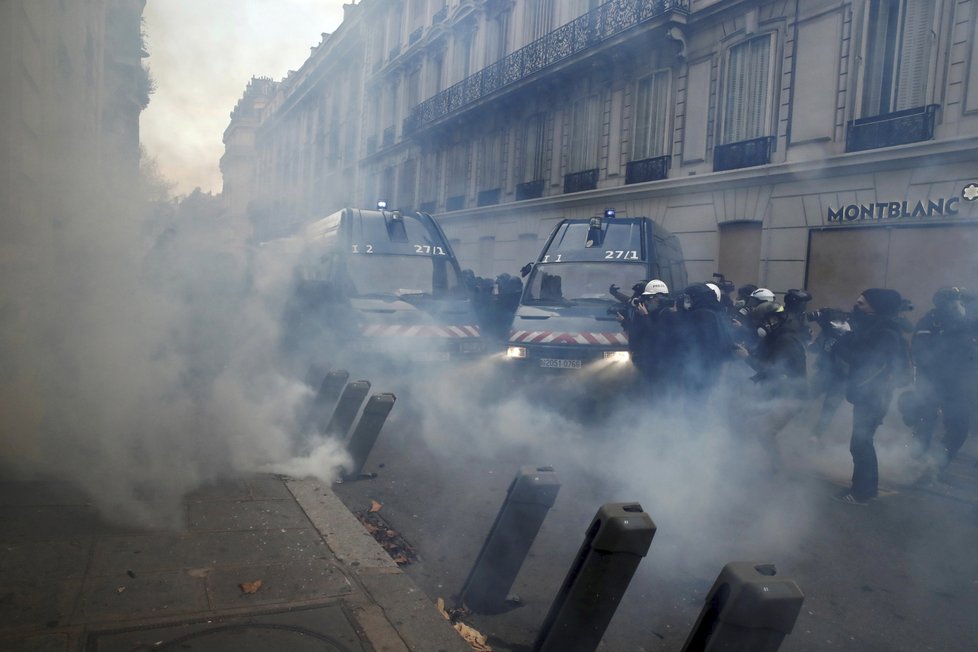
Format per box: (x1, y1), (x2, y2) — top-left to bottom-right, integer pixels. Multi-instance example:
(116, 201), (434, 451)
(625, 154), (670, 184)
(389, 43), (401, 60)
(477, 187), (501, 206)
(382, 126), (395, 148)
(420, 200), (437, 213)
(713, 136), (775, 172)
(846, 104), (940, 153)
(564, 168), (599, 194)
(516, 179), (546, 201)
(432, 5), (447, 24)
(410, 27), (423, 45)
(407, 0), (689, 135)
(446, 194), (466, 211)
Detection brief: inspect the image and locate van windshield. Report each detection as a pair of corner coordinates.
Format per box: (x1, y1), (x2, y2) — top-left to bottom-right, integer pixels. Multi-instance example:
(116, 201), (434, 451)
(346, 254), (464, 299)
(524, 262), (646, 305)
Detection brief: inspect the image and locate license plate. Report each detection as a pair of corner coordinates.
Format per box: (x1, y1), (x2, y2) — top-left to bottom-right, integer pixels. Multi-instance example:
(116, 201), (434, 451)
(411, 351), (450, 362)
(539, 358), (582, 369)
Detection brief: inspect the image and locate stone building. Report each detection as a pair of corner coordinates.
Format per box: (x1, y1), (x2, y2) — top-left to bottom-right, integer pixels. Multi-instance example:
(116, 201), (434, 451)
(0, 0), (149, 239)
(224, 0), (978, 311)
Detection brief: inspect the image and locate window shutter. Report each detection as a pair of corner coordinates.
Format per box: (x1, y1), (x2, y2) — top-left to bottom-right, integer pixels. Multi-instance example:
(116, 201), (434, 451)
(723, 35), (771, 143)
(894, 0), (934, 110)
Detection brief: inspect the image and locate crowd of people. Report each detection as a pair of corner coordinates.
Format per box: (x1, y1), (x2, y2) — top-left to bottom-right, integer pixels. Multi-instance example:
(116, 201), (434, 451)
(614, 277), (978, 505)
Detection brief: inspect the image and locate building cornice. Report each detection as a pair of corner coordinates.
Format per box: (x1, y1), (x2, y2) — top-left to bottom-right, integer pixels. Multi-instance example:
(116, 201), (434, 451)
(436, 135), (978, 222)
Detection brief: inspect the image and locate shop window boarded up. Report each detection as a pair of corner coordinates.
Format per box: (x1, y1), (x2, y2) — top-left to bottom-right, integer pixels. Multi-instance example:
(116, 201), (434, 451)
(717, 221), (762, 286)
(806, 225), (978, 314)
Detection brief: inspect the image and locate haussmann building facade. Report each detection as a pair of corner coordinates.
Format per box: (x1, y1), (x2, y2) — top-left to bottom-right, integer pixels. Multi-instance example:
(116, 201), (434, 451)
(222, 0), (978, 313)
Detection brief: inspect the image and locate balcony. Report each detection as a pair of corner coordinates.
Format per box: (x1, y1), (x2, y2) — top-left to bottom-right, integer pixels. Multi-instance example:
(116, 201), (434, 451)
(446, 195), (466, 211)
(516, 179), (545, 201)
(410, 27), (423, 45)
(846, 104), (940, 153)
(477, 188), (501, 206)
(382, 126), (395, 148)
(713, 136), (775, 172)
(388, 43), (401, 60)
(366, 135), (377, 155)
(420, 200), (437, 213)
(406, 0), (689, 135)
(432, 5), (447, 24)
(625, 154), (670, 184)
(564, 169), (599, 194)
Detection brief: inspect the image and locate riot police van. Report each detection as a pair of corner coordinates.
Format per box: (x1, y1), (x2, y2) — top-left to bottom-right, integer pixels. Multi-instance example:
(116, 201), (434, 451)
(504, 211), (687, 371)
(280, 205), (485, 369)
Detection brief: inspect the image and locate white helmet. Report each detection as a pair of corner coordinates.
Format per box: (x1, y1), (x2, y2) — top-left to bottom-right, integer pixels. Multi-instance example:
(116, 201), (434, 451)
(750, 287), (775, 303)
(705, 283), (722, 302)
(642, 279), (669, 296)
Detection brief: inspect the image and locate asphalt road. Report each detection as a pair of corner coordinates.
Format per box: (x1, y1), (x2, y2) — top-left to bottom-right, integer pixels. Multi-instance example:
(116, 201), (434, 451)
(331, 361), (978, 652)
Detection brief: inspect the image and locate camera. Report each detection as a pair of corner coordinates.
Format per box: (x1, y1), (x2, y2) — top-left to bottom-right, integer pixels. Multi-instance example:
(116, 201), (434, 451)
(805, 308), (850, 325)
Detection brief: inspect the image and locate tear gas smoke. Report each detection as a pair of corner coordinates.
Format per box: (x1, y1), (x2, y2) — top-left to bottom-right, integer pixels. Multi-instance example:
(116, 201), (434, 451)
(0, 161), (349, 528)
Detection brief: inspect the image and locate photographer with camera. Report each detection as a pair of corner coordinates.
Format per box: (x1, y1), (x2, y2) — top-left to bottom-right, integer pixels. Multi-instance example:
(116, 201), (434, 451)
(733, 301), (808, 469)
(806, 307), (852, 442)
(833, 288), (910, 505)
(626, 280), (680, 392)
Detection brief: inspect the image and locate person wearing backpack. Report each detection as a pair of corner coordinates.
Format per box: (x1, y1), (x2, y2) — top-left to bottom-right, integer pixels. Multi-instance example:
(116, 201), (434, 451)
(832, 288), (910, 504)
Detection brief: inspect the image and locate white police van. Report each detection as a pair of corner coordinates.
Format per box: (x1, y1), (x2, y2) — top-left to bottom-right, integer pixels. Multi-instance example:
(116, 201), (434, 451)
(504, 211), (686, 371)
(280, 205), (485, 369)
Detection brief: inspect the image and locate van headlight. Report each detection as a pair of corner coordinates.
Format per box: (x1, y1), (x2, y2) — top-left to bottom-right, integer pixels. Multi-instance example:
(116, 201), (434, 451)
(603, 350), (631, 363)
(506, 346), (527, 359)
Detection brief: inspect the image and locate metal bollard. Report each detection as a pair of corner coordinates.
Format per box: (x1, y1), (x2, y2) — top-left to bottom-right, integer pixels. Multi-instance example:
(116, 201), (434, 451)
(324, 380), (370, 437)
(532, 503), (656, 652)
(458, 466), (560, 614)
(342, 393), (397, 480)
(680, 562), (804, 652)
(307, 370), (349, 432)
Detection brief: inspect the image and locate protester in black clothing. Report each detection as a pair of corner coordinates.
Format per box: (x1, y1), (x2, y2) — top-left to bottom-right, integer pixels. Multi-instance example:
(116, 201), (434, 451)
(677, 283), (736, 407)
(734, 301), (808, 466)
(833, 288), (910, 504)
(907, 287), (978, 466)
(783, 289), (813, 342)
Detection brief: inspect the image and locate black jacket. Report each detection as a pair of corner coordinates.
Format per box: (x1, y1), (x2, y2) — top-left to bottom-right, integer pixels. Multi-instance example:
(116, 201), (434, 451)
(745, 322), (808, 398)
(835, 314), (909, 405)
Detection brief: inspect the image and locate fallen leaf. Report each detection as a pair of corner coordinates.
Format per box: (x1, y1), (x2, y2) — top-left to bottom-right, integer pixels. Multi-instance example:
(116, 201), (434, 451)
(369, 500), (383, 513)
(116, 586), (126, 594)
(239, 580), (262, 594)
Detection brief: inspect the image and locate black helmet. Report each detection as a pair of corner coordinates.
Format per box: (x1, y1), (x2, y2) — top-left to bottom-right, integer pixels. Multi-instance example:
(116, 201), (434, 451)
(784, 289), (813, 307)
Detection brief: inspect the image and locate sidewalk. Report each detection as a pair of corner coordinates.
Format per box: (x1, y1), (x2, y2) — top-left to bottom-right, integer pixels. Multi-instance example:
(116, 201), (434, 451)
(0, 473), (470, 652)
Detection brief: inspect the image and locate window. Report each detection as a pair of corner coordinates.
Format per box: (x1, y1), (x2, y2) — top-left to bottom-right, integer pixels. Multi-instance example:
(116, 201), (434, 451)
(633, 70), (670, 160)
(569, 95), (600, 172)
(521, 114), (547, 183)
(721, 34), (773, 144)
(420, 151), (441, 207)
(406, 67), (422, 109)
(399, 159), (417, 210)
(478, 132), (504, 191)
(524, 0), (553, 43)
(410, 0), (426, 31)
(486, 10), (510, 63)
(428, 54), (444, 95)
(861, 0), (936, 116)
(446, 143), (469, 201)
(453, 30), (474, 83)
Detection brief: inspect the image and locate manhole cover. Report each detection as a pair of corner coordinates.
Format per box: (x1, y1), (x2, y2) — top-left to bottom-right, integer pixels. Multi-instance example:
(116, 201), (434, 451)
(86, 604), (365, 651)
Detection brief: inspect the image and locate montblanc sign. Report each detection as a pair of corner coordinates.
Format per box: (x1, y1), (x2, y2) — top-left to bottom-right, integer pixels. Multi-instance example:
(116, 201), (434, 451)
(827, 197), (960, 223)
